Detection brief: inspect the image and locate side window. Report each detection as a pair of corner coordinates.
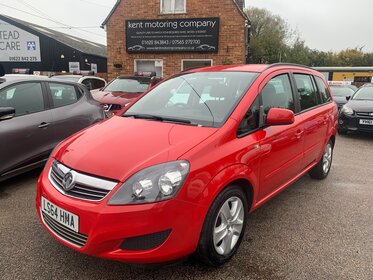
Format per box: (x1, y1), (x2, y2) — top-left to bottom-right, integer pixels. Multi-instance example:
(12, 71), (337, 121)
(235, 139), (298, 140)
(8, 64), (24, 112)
(294, 74), (320, 111)
(93, 79), (105, 90)
(314, 76), (331, 103)
(261, 74), (295, 114)
(0, 82), (44, 116)
(49, 83), (79, 107)
(237, 96), (260, 136)
(82, 79), (93, 90)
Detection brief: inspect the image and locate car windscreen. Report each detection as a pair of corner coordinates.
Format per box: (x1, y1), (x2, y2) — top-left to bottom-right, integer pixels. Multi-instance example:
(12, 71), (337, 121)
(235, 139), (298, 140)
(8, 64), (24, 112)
(105, 78), (150, 93)
(330, 86), (355, 97)
(352, 87), (373, 100)
(52, 76), (81, 83)
(124, 71), (259, 127)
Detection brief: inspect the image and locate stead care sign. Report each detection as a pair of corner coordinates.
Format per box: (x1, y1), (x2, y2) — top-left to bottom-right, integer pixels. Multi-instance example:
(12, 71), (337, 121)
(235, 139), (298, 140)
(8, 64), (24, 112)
(0, 19), (41, 62)
(126, 18), (219, 53)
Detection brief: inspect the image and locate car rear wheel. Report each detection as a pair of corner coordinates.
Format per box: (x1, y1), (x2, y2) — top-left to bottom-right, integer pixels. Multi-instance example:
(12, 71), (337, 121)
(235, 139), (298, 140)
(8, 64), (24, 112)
(309, 140), (333, 180)
(196, 186), (248, 266)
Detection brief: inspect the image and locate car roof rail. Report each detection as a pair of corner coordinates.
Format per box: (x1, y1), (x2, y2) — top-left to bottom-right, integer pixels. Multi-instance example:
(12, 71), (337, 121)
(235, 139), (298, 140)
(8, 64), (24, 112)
(262, 63), (315, 72)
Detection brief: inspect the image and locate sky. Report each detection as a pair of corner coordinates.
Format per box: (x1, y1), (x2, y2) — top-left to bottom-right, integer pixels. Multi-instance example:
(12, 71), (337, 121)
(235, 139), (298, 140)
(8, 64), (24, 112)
(246, 0), (373, 53)
(0, 0), (372, 53)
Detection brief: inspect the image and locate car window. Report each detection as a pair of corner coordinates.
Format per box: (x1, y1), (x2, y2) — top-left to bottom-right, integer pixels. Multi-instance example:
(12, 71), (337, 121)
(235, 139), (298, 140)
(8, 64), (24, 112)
(315, 77), (331, 103)
(49, 83), (80, 107)
(352, 87), (373, 100)
(237, 96), (260, 136)
(294, 74), (319, 111)
(329, 86), (355, 97)
(105, 78), (150, 93)
(261, 74), (295, 114)
(0, 82), (44, 116)
(82, 79), (93, 90)
(92, 79), (106, 90)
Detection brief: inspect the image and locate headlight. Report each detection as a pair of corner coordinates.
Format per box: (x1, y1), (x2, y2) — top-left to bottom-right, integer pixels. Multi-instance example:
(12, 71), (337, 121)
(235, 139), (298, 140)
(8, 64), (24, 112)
(341, 105), (354, 115)
(108, 161), (190, 205)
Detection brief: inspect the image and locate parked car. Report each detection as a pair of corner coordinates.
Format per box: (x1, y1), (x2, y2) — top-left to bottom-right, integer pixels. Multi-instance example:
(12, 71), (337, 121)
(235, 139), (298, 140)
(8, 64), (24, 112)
(91, 73), (162, 117)
(329, 85), (356, 110)
(338, 84), (373, 134)
(52, 75), (107, 91)
(0, 74), (48, 84)
(0, 78), (105, 181)
(36, 64), (337, 266)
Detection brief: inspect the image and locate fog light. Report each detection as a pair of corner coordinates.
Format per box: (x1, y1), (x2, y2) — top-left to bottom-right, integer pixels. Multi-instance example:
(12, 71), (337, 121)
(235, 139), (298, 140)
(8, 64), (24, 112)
(339, 119), (344, 125)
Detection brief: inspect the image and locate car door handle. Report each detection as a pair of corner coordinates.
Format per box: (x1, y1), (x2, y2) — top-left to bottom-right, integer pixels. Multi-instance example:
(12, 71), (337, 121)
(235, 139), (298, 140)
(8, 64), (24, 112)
(38, 122), (50, 128)
(295, 130), (304, 139)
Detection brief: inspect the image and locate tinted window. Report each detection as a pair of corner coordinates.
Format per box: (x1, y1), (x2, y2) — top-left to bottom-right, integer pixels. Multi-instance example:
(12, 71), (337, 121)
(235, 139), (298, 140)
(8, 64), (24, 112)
(49, 83), (79, 107)
(82, 79), (93, 90)
(261, 74), (295, 114)
(125, 72), (258, 127)
(315, 77), (332, 103)
(93, 79), (106, 89)
(294, 74), (319, 111)
(238, 96), (260, 136)
(0, 82), (44, 116)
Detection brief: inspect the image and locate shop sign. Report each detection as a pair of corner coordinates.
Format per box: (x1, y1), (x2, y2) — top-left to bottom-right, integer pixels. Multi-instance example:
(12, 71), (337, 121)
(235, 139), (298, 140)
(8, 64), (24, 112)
(0, 19), (41, 62)
(126, 18), (219, 53)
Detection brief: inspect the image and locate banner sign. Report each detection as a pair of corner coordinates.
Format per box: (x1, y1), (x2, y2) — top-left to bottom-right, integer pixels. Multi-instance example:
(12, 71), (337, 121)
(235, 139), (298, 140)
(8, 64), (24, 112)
(0, 19), (41, 62)
(69, 62), (80, 73)
(126, 18), (219, 53)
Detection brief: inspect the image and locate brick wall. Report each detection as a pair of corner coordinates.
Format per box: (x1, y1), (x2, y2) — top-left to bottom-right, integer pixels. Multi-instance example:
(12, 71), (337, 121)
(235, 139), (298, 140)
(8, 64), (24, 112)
(106, 0), (247, 80)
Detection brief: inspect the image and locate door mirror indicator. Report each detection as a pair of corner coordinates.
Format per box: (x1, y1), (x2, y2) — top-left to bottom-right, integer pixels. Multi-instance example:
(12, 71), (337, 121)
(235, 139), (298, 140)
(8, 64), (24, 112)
(266, 108), (294, 126)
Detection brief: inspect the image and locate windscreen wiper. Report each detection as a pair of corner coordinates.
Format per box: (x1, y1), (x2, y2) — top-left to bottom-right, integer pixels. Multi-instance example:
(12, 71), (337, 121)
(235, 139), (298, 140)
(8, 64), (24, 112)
(124, 114), (198, 125)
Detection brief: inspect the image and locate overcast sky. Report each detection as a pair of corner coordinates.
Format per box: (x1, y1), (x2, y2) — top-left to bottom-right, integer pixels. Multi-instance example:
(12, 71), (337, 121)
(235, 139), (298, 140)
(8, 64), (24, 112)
(0, 0), (372, 53)
(246, 0), (373, 52)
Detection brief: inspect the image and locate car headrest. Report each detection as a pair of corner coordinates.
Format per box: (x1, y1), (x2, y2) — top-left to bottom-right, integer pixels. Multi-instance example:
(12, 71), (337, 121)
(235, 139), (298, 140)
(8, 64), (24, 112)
(262, 84), (276, 96)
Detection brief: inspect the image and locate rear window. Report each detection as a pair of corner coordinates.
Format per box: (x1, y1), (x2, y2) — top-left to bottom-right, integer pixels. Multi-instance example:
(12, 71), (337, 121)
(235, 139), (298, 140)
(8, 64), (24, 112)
(294, 74), (320, 111)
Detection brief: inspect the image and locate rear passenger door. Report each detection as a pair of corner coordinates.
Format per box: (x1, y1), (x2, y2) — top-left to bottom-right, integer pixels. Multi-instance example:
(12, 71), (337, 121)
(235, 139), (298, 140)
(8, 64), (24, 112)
(0, 82), (53, 174)
(46, 82), (87, 145)
(293, 74), (330, 168)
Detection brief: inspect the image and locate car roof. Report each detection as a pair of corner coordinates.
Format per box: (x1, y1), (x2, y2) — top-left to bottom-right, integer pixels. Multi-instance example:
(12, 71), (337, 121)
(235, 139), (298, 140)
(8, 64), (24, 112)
(185, 63), (317, 74)
(0, 77), (82, 88)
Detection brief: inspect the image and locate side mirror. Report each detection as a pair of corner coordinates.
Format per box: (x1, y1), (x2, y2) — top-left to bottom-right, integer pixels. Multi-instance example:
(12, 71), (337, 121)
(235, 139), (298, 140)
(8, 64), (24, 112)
(0, 107), (15, 121)
(266, 108), (294, 126)
(346, 96), (351, 101)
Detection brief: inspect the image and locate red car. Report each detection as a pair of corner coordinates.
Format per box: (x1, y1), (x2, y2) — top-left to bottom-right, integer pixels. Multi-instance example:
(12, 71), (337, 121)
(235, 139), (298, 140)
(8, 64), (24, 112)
(91, 73), (162, 116)
(36, 64), (337, 266)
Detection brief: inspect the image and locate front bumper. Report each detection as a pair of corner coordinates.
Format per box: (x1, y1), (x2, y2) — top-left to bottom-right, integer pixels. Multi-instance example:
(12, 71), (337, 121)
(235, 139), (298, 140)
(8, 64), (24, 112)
(338, 113), (373, 133)
(36, 162), (208, 264)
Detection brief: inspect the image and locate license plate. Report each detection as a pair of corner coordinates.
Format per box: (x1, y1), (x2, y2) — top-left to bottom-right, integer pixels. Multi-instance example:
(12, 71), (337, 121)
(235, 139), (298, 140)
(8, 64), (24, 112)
(359, 119), (373, 125)
(41, 197), (79, 232)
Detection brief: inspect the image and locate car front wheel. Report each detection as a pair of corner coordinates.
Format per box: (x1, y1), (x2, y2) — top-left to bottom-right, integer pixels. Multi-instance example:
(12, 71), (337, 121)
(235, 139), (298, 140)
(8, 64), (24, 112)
(196, 186), (248, 266)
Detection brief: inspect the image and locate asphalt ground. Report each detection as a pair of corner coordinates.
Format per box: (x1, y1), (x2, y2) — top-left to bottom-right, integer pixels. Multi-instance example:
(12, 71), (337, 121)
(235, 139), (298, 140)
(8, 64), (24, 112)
(0, 133), (372, 280)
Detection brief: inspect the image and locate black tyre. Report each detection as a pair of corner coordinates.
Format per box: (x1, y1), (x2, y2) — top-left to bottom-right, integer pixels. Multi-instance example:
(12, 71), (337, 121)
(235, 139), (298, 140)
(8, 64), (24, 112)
(196, 186), (248, 266)
(309, 140), (333, 180)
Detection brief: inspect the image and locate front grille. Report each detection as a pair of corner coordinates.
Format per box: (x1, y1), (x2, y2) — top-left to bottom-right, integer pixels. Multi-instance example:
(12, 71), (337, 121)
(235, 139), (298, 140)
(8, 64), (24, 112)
(49, 161), (118, 202)
(356, 112), (373, 117)
(42, 212), (88, 247)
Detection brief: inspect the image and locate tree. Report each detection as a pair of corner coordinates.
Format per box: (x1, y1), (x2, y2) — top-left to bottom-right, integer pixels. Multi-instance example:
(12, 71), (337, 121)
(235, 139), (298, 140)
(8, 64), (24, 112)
(245, 7), (291, 64)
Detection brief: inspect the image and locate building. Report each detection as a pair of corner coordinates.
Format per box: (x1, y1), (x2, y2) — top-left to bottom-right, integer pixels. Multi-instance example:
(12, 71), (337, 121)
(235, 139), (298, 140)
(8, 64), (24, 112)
(0, 15), (107, 76)
(102, 0), (249, 80)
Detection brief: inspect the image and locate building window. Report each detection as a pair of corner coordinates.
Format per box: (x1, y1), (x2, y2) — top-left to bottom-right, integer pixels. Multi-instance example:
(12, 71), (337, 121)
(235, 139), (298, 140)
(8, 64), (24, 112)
(181, 59), (213, 71)
(161, 0), (186, 14)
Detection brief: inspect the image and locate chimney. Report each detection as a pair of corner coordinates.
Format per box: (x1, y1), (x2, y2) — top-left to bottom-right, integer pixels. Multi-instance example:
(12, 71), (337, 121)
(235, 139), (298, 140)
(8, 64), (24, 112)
(235, 0), (244, 10)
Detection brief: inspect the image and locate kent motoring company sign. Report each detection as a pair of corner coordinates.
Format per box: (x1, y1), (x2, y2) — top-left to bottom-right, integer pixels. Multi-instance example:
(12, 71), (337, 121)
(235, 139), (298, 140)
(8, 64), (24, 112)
(0, 19), (41, 62)
(126, 18), (219, 53)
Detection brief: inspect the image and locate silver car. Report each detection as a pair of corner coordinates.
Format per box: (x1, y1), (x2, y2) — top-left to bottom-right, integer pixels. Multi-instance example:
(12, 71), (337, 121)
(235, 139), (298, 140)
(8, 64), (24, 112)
(0, 77), (105, 181)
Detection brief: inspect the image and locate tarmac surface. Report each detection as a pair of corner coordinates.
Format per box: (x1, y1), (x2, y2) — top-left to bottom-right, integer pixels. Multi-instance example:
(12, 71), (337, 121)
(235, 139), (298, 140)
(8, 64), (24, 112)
(0, 133), (372, 280)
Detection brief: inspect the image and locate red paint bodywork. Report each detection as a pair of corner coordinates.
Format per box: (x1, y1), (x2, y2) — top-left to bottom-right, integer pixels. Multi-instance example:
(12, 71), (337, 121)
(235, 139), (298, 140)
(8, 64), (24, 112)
(36, 64), (338, 264)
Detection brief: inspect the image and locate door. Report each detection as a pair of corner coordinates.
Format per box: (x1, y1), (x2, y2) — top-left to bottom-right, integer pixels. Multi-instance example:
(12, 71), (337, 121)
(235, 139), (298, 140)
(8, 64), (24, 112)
(257, 73), (305, 200)
(0, 82), (53, 174)
(293, 74), (328, 168)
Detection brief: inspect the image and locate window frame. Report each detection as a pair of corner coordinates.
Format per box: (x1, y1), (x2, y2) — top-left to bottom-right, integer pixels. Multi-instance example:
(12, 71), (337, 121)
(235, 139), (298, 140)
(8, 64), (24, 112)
(160, 0), (186, 14)
(0, 81), (48, 117)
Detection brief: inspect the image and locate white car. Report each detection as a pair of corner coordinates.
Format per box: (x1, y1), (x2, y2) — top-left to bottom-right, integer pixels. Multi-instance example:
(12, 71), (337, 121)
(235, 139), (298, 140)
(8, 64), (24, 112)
(52, 75), (107, 91)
